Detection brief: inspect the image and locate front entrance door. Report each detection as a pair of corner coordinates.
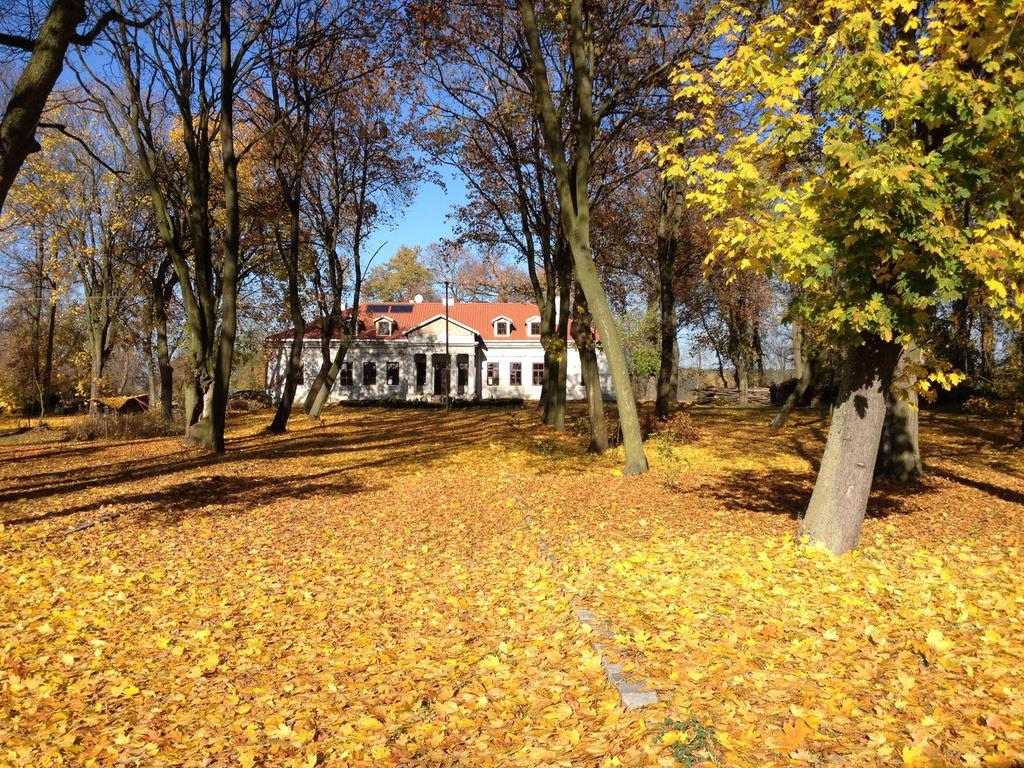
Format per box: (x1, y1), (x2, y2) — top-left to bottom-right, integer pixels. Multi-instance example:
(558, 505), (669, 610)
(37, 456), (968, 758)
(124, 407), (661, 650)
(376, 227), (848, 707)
(432, 354), (450, 396)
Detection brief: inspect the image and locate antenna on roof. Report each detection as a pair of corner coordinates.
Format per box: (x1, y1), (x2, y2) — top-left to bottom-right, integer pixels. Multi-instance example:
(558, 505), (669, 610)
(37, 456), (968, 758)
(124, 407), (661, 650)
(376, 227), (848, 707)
(413, 294), (423, 304)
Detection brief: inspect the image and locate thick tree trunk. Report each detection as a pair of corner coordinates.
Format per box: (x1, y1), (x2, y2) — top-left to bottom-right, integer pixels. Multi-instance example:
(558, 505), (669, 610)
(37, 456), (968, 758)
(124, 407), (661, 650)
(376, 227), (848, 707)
(569, 229), (647, 472)
(210, 0), (240, 455)
(875, 345), (924, 481)
(268, 315), (304, 432)
(736, 356), (749, 405)
(307, 339), (351, 419)
(571, 285), (607, 454)
(799, 336), (901, 555)
(517, 0), (647, 474)
(155, 292), (173, 420)
(0, 0), (87, 213)
(544, 269), (570, 431)
(302, 313), (336, 414)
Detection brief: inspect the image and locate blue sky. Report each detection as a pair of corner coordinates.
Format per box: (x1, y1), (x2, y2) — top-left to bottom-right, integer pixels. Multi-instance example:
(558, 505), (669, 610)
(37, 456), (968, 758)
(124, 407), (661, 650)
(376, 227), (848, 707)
(362, 170), (469, 269)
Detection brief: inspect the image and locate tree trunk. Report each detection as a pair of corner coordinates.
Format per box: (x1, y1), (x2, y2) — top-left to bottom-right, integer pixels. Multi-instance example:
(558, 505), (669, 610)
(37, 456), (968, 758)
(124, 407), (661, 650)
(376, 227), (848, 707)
(88, 334), (105, 416)
(799, 335), (902, 555)
(772, 352), (815, 429)
(875, 345), (924, 481)
(568, 228), (647, 472)
(303, 312), (336, 414)
(41, 298), (56, 417)
(571, 283), (607, 454)
(753, 320), (765, 386)
(146, 332), (157, 407)
(117, 354), (130, 394)
(154, 287), (173, 420)
(655, 181), (679, 420)
(307, 339), (351, 419)
(543, 266), (570, 431)
(539, 293), (557, 419)
(268, 313), (304, 432)
(736, 356), (749, 405)
(268, 186), (304, 432)
(951, 296), (972, 376)
(210, 0), (240, 455)
(792, 319), (805, 380)
(0, 0), (87, 213)
(979, 308), (995, 380)
(517, 0), (647, 474)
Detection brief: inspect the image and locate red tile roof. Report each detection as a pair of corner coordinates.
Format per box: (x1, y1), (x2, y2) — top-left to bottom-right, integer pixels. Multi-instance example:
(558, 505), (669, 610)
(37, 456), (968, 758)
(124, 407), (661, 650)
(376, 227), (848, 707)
(268, 302), (545, 342)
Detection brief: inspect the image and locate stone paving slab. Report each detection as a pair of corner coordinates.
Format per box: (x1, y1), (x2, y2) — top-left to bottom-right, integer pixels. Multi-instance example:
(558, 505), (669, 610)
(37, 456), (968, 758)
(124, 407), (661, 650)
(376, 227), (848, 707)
(529, 513), (658, 711)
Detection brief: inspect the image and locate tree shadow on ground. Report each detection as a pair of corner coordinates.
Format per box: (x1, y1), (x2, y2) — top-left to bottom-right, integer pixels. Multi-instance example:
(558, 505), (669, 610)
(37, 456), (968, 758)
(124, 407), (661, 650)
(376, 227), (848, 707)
(927, 466), (1024, 506)
(3, 468), (373, 527)
(690, 468), (933, 520)
(0, 408), (526, 529)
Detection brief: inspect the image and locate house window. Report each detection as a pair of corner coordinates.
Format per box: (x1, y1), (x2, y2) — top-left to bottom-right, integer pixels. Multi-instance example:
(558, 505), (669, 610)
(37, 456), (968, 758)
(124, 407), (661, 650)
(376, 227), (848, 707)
(510, 362), (522, 386)
(339, 361), (353, 386)
(495, 319), (510, 336)
(363, 361), (377, 385)
(532, 362), (545, 386)
(528, 320), (542, 336)
(386, 361), (399, 385)
(376, 319), (393, 336)
(486, 362), (499, 386)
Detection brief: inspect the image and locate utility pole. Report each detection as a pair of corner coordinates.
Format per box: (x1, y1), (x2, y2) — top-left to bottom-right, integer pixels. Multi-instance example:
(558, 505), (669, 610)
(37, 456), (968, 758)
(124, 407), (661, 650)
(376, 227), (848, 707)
(444, 280), (451, 411)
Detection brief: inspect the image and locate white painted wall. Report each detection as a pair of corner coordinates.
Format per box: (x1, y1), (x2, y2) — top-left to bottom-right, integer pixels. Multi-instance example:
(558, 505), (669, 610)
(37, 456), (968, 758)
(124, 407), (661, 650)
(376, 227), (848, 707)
(266, 338), (613, 403)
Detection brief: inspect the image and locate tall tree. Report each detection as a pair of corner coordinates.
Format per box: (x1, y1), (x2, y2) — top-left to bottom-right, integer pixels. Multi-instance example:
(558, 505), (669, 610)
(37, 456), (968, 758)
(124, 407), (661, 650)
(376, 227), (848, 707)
(669, 0), (1024, 552)
(516, 0), (690, 474)
(303, 69), (422, 419)
(362, 245), (437, 302)
(84, 0), (280, 451)
(253, 0), (370, 433)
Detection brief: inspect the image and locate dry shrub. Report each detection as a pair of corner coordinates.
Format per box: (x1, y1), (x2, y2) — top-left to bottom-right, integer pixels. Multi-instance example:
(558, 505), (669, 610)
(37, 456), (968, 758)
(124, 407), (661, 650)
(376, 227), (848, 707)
(64, 413), (183, 442)
(963, 396), (1017, 417)
(652, 411), (699, 443)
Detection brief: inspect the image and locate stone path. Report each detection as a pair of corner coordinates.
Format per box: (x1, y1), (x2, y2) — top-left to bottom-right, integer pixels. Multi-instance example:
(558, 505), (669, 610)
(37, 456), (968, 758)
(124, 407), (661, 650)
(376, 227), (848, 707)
(528, 510), (658, 711)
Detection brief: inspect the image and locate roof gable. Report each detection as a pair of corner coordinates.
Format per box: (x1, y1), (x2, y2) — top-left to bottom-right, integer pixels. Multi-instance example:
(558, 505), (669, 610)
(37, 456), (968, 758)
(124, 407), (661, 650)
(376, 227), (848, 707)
(404, 314), (479, 339)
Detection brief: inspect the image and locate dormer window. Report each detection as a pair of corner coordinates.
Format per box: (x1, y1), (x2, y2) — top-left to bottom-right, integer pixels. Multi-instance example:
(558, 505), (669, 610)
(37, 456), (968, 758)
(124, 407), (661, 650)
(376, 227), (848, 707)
(493, 316), (513, 337)
(375, 318), (394, 336)
(526, 317), (542, 336)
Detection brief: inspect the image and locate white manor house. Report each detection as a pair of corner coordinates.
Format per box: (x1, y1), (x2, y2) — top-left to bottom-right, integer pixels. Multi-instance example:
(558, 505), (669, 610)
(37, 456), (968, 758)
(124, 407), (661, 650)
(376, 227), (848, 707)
(266, 300), (613, 403)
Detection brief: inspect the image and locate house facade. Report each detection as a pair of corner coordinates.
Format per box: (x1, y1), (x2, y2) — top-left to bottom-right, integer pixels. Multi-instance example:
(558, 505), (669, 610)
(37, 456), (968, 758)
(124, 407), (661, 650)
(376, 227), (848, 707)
(265, 301), (613, 404)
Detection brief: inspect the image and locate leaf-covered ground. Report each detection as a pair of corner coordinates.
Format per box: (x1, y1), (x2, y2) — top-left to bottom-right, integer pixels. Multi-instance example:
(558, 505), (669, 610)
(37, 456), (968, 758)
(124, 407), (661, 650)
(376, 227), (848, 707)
(1, 406), (1022, 767)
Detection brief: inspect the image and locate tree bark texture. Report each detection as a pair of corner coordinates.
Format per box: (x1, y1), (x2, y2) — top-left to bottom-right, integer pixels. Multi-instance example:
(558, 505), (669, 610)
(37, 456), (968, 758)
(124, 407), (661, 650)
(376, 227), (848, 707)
(655, 177), (682, 420)
(0, 0), (86, 213)
(799, 335), (902, 555)
(571, 283), (608, 454)
(875, 345), (924, 482)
